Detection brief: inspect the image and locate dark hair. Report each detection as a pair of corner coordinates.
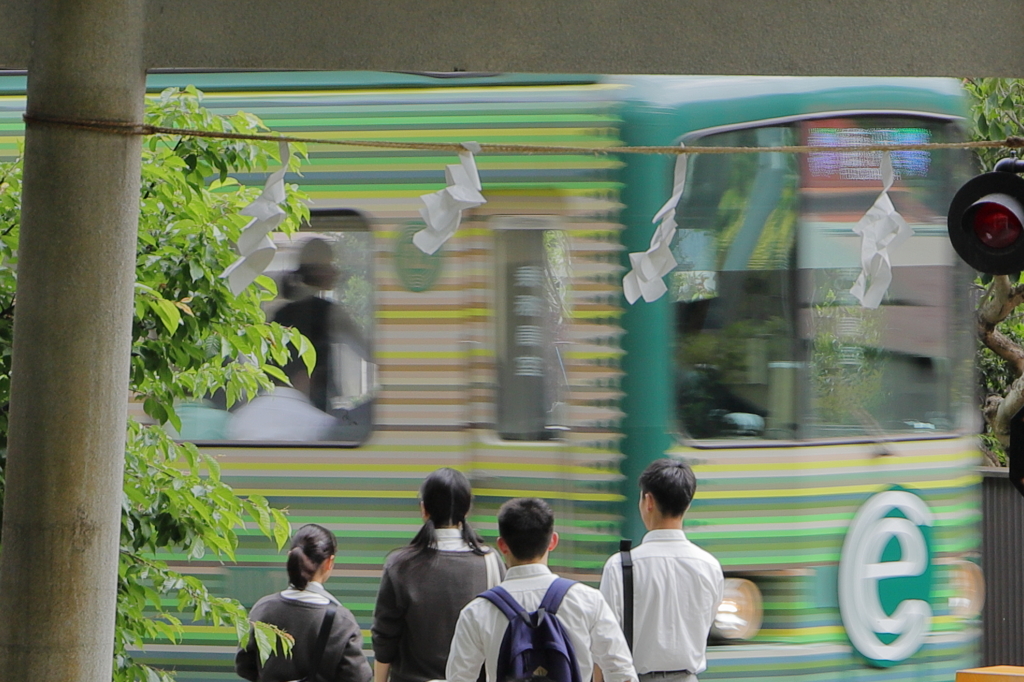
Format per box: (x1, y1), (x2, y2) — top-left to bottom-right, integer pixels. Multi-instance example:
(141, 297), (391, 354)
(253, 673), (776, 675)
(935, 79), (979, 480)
(497, 498), (554, 561)
(639, 458), (696, 518)
(286, 524), (337, 590)
(408, 468), (485, 557)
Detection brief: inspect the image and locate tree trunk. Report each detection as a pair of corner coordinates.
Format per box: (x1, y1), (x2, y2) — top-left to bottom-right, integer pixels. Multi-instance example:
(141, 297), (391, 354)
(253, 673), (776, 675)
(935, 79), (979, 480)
(0, 1), (144, 680)
(978, 275), (1024, 450)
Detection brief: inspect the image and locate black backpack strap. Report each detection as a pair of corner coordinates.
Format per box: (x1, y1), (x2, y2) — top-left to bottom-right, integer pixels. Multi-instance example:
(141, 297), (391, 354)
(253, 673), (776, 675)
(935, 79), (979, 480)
(479, 586), (526, 622)
(538, 577), (577, 616)
(619, 539), (633, 652)
(306, 603), (337, 682)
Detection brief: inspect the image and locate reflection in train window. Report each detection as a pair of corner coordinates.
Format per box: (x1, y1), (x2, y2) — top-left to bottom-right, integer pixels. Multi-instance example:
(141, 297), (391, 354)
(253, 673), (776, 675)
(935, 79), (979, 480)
(493, 217), (571, 440)
(175, 209), (376, 445)
(671, 117), (972, 441)
(673, 126), (800, 440)
(796, 117), (970, 438)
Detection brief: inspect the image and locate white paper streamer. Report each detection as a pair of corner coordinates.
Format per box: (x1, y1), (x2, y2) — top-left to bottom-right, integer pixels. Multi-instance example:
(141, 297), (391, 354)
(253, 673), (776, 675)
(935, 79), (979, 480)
(413, 142), (486, 255)
(849, 151), (913, 309)
(623, 152), (687, 304)
(222, 142), (291, 295)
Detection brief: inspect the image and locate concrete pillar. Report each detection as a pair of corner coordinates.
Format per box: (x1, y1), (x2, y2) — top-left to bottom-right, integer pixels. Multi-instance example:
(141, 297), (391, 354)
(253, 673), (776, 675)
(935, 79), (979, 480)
(0, 1), (145, 680)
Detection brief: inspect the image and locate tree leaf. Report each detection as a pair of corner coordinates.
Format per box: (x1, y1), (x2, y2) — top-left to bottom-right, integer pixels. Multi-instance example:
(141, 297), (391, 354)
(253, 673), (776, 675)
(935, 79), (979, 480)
(253, 622), (275, 665)
(263, 364), (288, 384)
(148, 297), (182, 333)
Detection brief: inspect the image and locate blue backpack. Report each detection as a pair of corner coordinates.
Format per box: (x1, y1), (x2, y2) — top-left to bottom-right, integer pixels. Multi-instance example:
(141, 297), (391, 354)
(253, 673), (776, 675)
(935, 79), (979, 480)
(478, 578), (584, 682)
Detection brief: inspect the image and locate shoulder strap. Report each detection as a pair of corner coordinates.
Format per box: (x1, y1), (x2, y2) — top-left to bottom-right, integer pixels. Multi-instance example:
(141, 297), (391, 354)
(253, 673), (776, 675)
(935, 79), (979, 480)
(479, 585), (526, 622)
(619, 539), (634, 652)
(538, 577), (577, 615)
(306, 603), (337, 682)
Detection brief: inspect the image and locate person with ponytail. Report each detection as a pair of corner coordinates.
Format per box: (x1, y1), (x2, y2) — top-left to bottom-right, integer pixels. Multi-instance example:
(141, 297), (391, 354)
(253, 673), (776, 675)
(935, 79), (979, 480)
(372, 468), (504, 682)
(237, 524), (372, 682)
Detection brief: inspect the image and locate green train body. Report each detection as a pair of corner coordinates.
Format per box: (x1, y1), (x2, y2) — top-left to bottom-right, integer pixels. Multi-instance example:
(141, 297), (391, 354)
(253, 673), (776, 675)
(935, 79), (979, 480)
(0, 72), (981, 681)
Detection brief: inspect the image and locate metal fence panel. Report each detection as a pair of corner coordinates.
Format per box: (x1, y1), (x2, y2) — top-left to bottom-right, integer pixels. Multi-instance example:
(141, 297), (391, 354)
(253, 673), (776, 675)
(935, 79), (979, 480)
(982, 468), (1024, 665)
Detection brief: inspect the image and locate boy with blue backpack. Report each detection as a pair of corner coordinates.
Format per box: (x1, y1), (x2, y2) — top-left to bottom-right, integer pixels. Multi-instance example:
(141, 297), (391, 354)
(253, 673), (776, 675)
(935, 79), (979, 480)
(446, 498), (638, 682)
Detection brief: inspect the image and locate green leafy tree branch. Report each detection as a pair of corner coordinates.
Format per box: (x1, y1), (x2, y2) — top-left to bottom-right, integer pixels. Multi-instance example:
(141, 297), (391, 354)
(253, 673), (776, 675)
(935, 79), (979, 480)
(0, 87), (312, 680)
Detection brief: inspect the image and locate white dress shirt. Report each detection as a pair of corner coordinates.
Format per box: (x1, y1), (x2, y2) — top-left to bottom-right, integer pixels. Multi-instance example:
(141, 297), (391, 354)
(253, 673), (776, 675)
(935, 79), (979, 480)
(599, 529), (724, 676)
(227, 386), (335, 441)
(435, 527), (473, 551)
(446, 563), (638, 682)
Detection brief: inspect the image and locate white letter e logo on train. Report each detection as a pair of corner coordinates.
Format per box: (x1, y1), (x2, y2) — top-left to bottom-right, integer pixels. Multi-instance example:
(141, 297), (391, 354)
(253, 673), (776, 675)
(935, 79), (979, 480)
(838, 487), (934, 667)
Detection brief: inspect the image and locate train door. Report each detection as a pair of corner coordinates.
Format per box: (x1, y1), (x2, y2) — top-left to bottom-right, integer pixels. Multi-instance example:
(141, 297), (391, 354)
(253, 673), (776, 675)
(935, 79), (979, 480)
(465, 187), (626, 579)
(464, 213), (575, 567)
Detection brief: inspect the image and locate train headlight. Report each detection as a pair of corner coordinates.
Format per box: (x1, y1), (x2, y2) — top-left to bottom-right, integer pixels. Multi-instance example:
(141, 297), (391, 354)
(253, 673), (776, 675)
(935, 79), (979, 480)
(948, 559), (985, 619)
(711, 578), (763, 640)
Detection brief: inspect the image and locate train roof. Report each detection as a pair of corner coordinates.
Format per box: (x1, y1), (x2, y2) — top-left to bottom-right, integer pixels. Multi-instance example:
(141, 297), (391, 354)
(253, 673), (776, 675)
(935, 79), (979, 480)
(604, 75), (969, 143)
(0, 71), (969, 150)
(0, 70), (966, 107)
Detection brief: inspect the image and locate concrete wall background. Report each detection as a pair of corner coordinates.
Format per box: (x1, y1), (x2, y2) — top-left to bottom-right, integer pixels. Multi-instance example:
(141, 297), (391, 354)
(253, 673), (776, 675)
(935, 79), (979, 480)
(2, 0), (1023, 76)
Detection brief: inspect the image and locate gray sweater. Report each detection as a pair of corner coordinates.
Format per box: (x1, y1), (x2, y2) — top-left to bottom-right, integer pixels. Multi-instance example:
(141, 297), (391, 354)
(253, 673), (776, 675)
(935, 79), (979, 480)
(372, 548), (503, 682)
(236, 591), (372, 682)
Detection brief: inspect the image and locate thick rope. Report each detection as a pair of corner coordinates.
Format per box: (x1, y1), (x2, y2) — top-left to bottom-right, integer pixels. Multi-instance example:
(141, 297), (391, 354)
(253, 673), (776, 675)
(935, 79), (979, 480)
(22, 112), (1024, 156)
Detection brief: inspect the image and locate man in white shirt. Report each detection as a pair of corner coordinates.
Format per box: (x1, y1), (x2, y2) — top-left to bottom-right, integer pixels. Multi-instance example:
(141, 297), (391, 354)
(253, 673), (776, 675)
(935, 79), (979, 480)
(228, 363), (336, 441)
(599, 459), (724, 682)
(447, 498), (638, 682)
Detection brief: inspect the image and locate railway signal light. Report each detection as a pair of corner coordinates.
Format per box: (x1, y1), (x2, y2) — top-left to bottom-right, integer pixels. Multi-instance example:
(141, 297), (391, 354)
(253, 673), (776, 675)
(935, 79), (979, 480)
(947, 162), (1024, 275)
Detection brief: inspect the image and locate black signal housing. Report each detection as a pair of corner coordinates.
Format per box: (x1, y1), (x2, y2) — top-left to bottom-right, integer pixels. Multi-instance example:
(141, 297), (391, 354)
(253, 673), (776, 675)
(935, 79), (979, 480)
(947, 170), (1024, 275)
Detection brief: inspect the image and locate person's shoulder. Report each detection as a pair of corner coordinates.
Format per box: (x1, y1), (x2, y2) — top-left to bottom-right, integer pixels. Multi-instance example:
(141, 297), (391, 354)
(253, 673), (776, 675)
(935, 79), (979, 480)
(565, 579), (599, 595)
(248, 592), (285, 616)
(556, 580), (616, 626)
(274, 295), (328, 319)
(469, 545), (501, 564)
(455, 547), (498, 562)
(442, 549), (494, 573)
(457, 594), (495, 622)
(601, 550), (623, 573)
(330, 601), (361, 629)
(464, 593), (491, 607)
(381, 545), (422, 572)
(560, 580), (607, 611)
(382, 545), (409, 566)
(682, 544), (725, 588)
(686, 542), (723, 571)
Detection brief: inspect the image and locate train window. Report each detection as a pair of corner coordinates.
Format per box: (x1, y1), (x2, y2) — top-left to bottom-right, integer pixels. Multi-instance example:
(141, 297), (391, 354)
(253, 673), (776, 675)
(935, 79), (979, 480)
(174, 209), (376, 444)
(493, 217), (571, 440)
(797, 117), (970, 437)
(672, 116), (972, 441)
(673, 126), (800, 439)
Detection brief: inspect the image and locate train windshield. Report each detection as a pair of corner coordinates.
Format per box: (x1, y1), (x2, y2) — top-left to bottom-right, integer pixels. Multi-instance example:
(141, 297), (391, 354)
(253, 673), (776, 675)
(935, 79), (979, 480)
(672, 115), (973, 441)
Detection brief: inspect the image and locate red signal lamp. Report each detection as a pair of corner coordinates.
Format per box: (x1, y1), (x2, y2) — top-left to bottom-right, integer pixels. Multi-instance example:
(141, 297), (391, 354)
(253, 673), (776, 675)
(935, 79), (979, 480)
(948, 171), (1024, 275)
(967, 196), (1024, 249)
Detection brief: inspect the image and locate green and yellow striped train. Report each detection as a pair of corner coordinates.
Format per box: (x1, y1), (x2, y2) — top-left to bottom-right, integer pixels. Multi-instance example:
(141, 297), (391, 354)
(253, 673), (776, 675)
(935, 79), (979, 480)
(0, 71), (982, 681)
